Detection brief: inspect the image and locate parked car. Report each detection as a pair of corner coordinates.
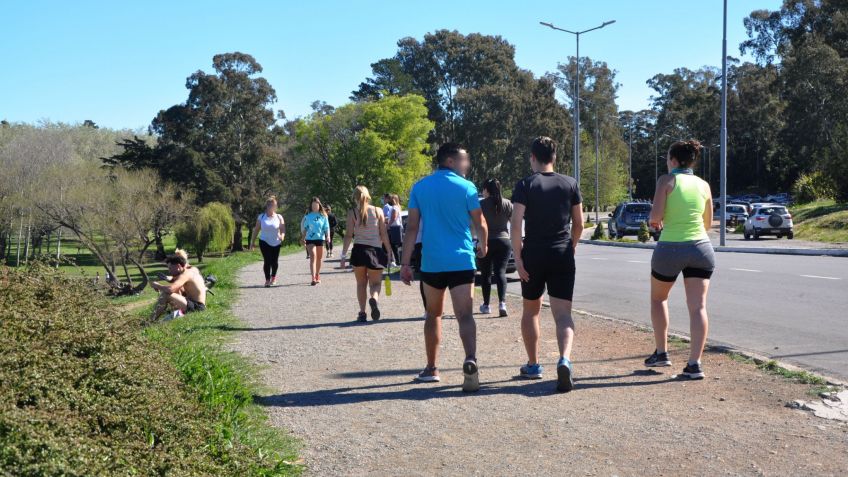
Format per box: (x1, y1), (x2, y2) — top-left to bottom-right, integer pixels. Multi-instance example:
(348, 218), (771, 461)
(717, 204), (749, 225)
(744, 205), (794, 239)
(765, 193), (791, 205)
(607, 201), (658, 240)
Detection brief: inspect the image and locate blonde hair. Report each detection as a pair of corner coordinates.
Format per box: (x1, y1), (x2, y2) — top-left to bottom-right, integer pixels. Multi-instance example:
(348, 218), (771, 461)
(265, 195), (277, 208)
(174, 248), (189, 262)
(352, 186), (371, 225)
(390, 194), (400, 207)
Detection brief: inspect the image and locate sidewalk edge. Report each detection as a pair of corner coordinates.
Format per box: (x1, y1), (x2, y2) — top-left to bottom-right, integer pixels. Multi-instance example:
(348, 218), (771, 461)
(579, 239), (848, 257)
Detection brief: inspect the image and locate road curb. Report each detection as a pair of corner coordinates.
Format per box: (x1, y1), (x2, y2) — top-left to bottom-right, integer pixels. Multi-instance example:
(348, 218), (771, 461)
(511, 292), (848, 388)
(579, 239), (848, 257)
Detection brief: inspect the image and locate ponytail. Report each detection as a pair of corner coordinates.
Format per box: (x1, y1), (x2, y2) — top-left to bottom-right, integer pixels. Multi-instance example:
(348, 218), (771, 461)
(484, 179), (504, 214)
(352, 185), (372, 225)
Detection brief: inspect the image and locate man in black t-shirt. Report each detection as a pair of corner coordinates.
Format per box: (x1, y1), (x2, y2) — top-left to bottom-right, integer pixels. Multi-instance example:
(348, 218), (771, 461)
(510, 136), (584, 393)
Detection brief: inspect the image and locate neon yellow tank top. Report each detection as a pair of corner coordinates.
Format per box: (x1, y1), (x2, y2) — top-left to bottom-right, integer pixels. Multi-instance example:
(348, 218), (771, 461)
(659, 173), (709, 242)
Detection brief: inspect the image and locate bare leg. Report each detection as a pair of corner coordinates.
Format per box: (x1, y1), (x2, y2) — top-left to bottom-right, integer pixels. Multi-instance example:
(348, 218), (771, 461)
(449, 284), (476, 360)
(683, 277), (711, 363)
(307, 245), (316, 280)
(422, 284), (446, 368)
(353, 266), (368, 313)
(521, 298), (543, 363)
(650, 277), (675, 353)
(549, 297), (576, 360)
(151, 291), (170, 321)
(367, 268), (382, 301)
(314, 246), (325, 277)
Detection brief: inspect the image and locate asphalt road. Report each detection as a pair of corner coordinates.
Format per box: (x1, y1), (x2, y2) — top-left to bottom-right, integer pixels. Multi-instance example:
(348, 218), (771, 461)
(505, 244), (848, 381)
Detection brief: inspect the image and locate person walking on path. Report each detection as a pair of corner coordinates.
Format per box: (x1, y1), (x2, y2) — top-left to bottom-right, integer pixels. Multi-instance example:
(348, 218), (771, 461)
(249, 196), (286, 287)
(646, 140), (715, 380)
(340, 186), (395, 322)
(326, 205), (338, 258)
(478, 179), (513, 317)
(382, 193), (393, 223)
(511, 136), (584, 393)
(301, 197), (330, 286)
(387, 194), (404, 267)
(400, 142), (488, 392)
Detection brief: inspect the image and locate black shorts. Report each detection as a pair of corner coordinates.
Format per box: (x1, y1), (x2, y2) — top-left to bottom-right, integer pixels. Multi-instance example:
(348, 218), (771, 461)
(520, 245), (576, 301)
(350, 243), (387, 270)
(420, 270), (475, 290)
(305, 239), (325, 247)
(412, 242), (423, 271)
(185, 298), (206, 313)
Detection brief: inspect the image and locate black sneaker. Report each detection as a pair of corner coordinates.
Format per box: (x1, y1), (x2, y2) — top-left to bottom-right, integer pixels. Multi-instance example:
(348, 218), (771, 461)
(356, 312), (368, 323)
(644, 350), (672, 367)
(368, 298), (381, 321)
(680, 362), (705, 380)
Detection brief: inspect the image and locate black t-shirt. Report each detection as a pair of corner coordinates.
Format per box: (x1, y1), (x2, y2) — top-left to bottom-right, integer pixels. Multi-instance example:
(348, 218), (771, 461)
(327, 214), (338, 229)
(512, 172), (582, 248)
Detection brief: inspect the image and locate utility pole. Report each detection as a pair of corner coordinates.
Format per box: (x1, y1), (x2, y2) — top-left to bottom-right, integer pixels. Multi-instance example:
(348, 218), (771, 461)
(720, 0), (729, 246)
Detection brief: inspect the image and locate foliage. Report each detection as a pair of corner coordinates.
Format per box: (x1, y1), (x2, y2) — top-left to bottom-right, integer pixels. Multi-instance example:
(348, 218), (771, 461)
(637, 221), (651, 243)
(591, 222), (605, 240)
(0, 261), (299, 476)
(176, 202), (235, 262)
(792, 171), (835, 204)
(287, 95), (433, 221)
(792, 200), (848, 244)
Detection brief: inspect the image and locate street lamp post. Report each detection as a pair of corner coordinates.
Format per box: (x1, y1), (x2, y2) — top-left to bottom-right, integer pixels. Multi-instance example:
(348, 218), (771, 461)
(628, 118), (634, 200)
(540, 19), (616, 186)
(595, 113), (600, 223)
(719, 0), (729, 246)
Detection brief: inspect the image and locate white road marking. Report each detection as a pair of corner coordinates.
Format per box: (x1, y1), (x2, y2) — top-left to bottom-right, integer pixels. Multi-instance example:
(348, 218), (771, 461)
(627, 260), (648, 264)
(730, 268), (761, 273)
(590, 257), (609, 261)
(800, 274), (841, 280)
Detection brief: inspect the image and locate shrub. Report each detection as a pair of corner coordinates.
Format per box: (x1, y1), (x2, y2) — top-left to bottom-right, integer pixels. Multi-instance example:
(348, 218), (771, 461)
(591, 222), (605, 240)
(0, 262), (280, 476)
(176, 202), (235, 261)
(638, 221), (651, 243)
(792, 171), (836, 204)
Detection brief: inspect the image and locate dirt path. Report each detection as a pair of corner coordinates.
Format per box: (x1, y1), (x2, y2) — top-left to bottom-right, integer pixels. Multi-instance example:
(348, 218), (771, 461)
(230, 253), (847, 476)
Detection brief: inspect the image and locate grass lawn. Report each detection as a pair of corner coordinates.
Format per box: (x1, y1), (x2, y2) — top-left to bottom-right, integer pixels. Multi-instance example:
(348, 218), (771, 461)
(791, 200), (848, 243)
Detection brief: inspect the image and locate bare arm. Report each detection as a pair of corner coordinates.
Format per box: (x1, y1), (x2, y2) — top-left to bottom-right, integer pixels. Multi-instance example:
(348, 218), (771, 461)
(399, 208), (420, 285)
(341, 210), (355, 256)
(153, 271), (191, 294)
(510, 203), (527, 281)
(649, 175), (674, 230)
(470, 209), (488, 258)
(278, 215), (286, 242)
(702, 183), (714, 232)
(249, 219), (261, 250)
(376, 208), (394, 263)
(571, 204), (584, 251)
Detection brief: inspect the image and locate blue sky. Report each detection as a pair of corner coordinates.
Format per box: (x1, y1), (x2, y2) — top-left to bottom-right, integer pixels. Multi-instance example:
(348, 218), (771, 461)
(1, 0), (781, 130)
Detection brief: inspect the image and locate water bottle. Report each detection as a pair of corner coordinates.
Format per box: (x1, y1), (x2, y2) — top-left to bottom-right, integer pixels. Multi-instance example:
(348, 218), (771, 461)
(384, 271), (392, 297)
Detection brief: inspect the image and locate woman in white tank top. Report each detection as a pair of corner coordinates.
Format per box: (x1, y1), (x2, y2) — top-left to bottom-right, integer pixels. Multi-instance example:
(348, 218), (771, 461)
(341, 186), (396, 322)
(249, 196), (285, 287)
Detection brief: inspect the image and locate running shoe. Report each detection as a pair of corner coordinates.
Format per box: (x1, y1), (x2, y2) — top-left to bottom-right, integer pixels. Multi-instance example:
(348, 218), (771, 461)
(557, 357), (574, 393)
(680, 362), (705, 380)
(264, 279), (271, 288)
(369, 298), (381, 320)
(164, 309), (184, 322)
(462, 358), (480, 392)
(498, 302), (508, 317)
(644, 350), (672, 367)
(479, 304), (491, 314)
(310, 279), (317, 286)
(356, 311), (368, 323)
(520, 363), (544, 379)
(415, 367), (440, 382)
(271, 276), (277, 286)
(316, 274), (321, 284)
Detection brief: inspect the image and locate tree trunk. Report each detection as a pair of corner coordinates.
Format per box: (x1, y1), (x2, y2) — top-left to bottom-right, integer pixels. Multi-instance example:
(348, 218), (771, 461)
(232, 222), (244, 252)
(23, 221), (31, 264)
(0, 231), (7, 263)
(154, 233), (167, 260)
(16, 216), (23, 266)
(121, 254), (133, 288)
(128, 255), (149, 294)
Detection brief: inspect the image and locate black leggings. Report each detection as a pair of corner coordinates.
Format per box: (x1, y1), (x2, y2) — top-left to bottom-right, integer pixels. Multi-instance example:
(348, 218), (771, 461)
(327, 230), (335, 252)
(259, 240), (281, 280)
(478, 237), (511, 304)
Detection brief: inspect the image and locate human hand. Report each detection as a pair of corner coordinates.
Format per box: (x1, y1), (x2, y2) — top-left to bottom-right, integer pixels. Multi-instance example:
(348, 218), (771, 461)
(516, 260), (530, 282)
(476, 243), (487, 259)
(400, 265), (414, 285)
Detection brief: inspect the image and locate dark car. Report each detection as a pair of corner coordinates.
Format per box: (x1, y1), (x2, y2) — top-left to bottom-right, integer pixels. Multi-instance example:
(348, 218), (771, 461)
(608, 202), (657, 240)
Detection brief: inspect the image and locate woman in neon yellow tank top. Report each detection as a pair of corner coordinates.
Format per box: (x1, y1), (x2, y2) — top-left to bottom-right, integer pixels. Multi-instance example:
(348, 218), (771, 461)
(645, 140), (715, 380)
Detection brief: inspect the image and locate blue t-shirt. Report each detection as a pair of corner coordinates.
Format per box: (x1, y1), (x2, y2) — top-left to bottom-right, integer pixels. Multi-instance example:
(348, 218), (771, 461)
(408, 168), (481, 272)
(301, 212), (329, 241)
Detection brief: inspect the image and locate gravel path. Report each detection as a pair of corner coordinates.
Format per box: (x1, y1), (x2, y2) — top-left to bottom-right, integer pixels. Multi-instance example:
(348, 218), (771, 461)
(231, 253), (848, 476)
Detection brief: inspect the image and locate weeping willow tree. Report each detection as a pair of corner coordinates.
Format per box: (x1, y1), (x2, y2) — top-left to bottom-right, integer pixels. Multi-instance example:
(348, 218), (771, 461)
(175, 202), (235, 262)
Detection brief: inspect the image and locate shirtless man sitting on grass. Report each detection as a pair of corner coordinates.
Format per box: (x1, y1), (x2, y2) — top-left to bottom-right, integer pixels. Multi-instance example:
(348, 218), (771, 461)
(150, 250), (207, 321)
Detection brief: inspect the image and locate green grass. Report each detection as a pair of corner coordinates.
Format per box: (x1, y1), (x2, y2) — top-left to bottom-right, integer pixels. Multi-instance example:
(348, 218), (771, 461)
(727, 352), (837, 396)
(791, 200), (848, 243)
(143, 246), (304, 476)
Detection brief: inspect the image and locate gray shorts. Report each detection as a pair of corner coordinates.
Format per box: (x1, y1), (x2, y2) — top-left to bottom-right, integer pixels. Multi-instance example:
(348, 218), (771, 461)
(651, 240), (715, 282)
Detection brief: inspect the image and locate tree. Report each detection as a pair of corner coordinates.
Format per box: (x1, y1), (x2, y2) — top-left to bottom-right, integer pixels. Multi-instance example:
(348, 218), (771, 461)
(111, 52), (284, 250)
(287, 95), (433, 224)
(175, 202), (235, 262)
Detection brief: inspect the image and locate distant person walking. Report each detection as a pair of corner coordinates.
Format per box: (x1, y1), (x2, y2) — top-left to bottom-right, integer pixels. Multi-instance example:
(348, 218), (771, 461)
(646, 140), (715, 380)
(511, 137), (584, 392)
(382, 193), (393, 223)
(326, 205), (338, 258)
(340, 186), (395, 322)
(249, 196), (285, 287)
(301, 197), (330, 286)
(400, 143), (488, 392)
(478, 179), (513, 317)
(387, 194), (404, 267)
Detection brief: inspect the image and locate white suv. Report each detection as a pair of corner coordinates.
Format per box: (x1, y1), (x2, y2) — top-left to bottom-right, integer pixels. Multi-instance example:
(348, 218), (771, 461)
(744, 205), (794, 240)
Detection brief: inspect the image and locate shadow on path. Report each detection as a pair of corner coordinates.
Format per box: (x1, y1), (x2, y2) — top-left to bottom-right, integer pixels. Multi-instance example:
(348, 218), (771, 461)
(211, 316), (425, 332)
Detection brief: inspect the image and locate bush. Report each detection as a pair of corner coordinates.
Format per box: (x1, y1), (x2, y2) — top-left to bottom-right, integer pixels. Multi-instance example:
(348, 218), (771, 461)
(591, 222), (606, 240)
(0, 262), (289, 476)
(637, 221), (651, 243)
(792, 171), (836, 204)
(176, 202), (235, 261)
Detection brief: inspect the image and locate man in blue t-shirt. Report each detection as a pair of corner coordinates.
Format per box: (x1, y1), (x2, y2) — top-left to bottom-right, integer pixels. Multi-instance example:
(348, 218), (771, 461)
(400, 143), (488, 392)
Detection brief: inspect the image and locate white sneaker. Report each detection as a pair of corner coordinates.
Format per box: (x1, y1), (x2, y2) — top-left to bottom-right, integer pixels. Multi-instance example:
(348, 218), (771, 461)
(479, 304), (491, 314)
(498, 302), (508, 317)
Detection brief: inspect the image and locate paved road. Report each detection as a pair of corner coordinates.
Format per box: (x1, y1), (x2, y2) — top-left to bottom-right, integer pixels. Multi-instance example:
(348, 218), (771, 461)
(506, 244), (848, 381)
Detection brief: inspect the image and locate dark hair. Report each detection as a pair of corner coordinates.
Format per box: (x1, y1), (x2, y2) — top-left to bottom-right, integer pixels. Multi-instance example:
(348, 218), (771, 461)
(531, 136), (557, 164)
(165, 253), (187, 266)
(436, 142), (465, 165)
(309, 196), (328, 217)
(668, 139), (702, 168)
(484, 178), (505, 214)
